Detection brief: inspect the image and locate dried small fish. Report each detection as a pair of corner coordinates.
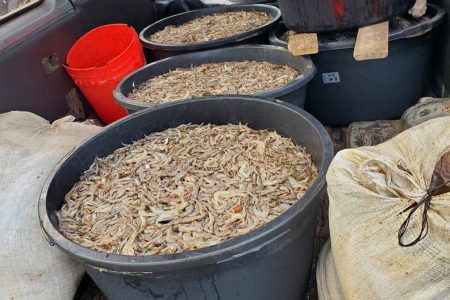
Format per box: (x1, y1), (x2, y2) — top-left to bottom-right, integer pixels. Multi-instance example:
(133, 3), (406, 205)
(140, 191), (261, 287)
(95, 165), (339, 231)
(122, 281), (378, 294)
(58, 124), (318, 256)
(128, 61), (301, 104)
(149, 11), (272, 44)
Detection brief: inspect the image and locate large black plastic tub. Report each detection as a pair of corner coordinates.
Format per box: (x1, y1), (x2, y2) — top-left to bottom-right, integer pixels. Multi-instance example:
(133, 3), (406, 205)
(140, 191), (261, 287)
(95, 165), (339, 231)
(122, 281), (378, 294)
(269, 4), (446, 125)
(140, 4), (281, 60)
(114, 45), (316, 113)
(277, 0), (414, 33)
(39, 96), (333, 300)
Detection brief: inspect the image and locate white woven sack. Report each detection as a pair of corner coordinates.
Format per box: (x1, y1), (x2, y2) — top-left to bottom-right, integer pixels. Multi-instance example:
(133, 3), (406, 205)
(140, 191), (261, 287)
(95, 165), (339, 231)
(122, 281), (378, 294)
(327, 117), (450, 299)
(0, 111), (100, 300)
(316, 240), (343, 300)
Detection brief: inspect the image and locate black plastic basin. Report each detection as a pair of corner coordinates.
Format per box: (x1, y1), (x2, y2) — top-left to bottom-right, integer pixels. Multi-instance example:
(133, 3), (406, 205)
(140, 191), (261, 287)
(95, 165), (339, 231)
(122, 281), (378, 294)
(114, 45), (316, 113)
(39, 96), (333, 300)
(140, 4), (281, 60)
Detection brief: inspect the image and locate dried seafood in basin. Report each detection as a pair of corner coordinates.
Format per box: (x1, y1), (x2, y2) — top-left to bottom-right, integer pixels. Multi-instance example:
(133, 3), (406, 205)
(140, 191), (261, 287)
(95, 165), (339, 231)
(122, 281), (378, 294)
(58, 124), (317, 256)
(128, 61), (301, 104)
(148, 11), (273, 44)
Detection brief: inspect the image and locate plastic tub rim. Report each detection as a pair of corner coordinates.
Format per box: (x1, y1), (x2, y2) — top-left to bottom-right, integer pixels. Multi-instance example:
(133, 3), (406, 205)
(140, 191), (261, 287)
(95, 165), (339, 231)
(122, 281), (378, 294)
(65, 23), (139, 73)
(139, 4), (281, 51)
(387, 4), (446, 40)
(268, 4), (446, 52)
(38, 96), (333, 273)
(113, 45), (317, 112)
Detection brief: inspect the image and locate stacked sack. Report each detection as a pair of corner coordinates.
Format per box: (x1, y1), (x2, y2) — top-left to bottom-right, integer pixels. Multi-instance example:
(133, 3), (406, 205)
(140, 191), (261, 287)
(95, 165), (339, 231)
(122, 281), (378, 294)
(346, 97), (450, 148)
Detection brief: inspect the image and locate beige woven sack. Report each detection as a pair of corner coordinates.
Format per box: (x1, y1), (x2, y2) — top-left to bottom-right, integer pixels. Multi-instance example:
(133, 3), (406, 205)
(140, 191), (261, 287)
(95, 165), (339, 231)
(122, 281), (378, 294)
(327, 117), (450, 299)
(316, 240), (343, 300)
(0, 111), (100, 300)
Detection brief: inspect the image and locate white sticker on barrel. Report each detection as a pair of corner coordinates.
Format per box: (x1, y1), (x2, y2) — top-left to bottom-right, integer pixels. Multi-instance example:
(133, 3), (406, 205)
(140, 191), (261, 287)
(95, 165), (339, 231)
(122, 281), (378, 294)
(322, 72), (340, 84)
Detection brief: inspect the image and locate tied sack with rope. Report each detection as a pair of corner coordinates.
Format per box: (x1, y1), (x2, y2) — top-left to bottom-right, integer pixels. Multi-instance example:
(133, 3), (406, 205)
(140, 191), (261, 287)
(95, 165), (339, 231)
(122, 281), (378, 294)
(327, 117), (450, 299)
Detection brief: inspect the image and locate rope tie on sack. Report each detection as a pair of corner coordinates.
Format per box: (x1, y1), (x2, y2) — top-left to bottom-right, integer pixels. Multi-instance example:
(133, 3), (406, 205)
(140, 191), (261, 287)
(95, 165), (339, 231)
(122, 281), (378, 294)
(398, 179), (450, 247)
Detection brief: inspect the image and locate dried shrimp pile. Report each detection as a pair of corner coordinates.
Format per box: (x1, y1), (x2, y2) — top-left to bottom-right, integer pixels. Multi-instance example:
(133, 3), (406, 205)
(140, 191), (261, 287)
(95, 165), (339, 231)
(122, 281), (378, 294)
(148, 11), (272, 44)
(58, 124), (318, 256)
(128, 61), (300, 104)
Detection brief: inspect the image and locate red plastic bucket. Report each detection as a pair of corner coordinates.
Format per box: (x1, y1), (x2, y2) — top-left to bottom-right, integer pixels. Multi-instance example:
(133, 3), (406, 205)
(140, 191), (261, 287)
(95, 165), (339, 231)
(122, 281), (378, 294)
(65, 24), (146, 124)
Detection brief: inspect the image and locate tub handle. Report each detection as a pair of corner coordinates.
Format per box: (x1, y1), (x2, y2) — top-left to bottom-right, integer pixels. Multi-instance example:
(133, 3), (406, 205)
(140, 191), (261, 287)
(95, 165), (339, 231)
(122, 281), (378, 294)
(40, 221), (55, 246)
(217, 229), (291, 264)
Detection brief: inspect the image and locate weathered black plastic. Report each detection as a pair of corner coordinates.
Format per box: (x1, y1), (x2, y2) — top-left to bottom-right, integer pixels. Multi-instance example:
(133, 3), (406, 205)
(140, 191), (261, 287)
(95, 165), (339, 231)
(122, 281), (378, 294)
(39, 96), (333, 300)
(113, 45), (317, 113)
(140, 4), (281, 60)
(269, 4), (446, 125)
(277, 0), (415, 33)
